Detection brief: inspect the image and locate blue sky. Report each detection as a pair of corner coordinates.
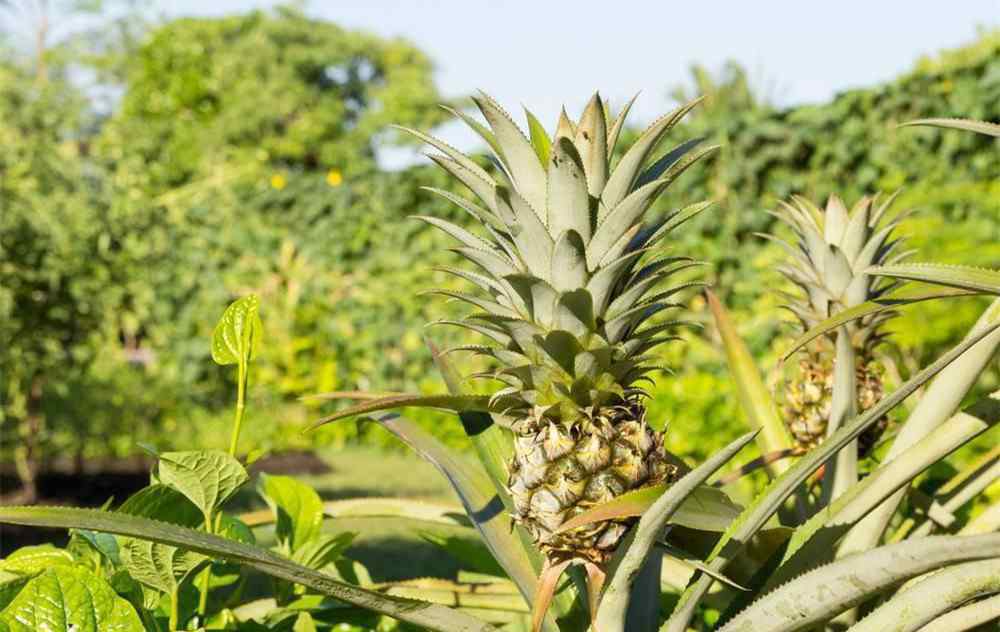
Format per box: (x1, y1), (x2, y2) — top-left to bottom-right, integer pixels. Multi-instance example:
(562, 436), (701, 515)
(163, 1), (999, 161)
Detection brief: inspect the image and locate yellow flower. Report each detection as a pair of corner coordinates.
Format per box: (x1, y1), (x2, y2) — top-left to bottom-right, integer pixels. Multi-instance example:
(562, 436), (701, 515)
(326, 169), (343, 187)
(270, 173), (287, 190)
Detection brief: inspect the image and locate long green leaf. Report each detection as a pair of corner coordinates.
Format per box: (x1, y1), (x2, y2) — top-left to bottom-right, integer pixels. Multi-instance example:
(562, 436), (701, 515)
(594, 431), (757, 632)
(707, 291), (794, 472)
(661, 321), (1000, 632)
(0, 506), (496, 632)
(715, 534), (1000, 632)
(898, 117), (1000, 137)
(869, 263), (1000, 295)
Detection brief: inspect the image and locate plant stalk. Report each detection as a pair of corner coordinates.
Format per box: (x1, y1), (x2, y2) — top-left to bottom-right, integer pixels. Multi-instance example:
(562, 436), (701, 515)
(169, 585), (180, 631)
(227, 360), (248, 458)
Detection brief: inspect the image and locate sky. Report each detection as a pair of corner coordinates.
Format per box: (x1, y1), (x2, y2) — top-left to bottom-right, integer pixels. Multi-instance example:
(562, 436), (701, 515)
(161, 1), (1000, 162)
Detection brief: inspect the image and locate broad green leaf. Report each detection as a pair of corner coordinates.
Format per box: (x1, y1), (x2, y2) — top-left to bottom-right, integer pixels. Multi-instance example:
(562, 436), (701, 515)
(157, 450), (249, 521)
(849, 559), (1000, 632)
(0, 544), (73, 574)
(898, 117), (1000, 137)
(116, 485), (205, 594)
(293, 612), (318, 632)
(291, 532), (354, 571)
(307, 393), (493, 430)
(0, 506), (497, 632)
(869, 262), (1000, 295)
(557, 484), (741, 534)
(0, 566), (144, 632)
(781, 288), (976, 361)
(257, 473), (324, 553)
(0, 573), (29, 612)
(211, 294), (262, 365)
(716, 534), (1000, 632)
(707, 290), (794, 472)
(594, 431), (757, 632)
(662, 321), (1000, 632)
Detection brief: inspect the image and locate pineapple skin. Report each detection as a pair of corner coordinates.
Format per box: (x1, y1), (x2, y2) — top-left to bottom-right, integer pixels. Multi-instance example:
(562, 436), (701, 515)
(507, 400), (676, 564)
(783, 344), (889, 457)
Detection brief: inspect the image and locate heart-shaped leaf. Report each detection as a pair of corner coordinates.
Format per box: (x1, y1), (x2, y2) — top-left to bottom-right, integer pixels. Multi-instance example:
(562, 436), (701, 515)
(157, 450), (249, 521)
(258, 474), (324, 554)
(0, 566), (144, 632)
(211, 294), (262, 366)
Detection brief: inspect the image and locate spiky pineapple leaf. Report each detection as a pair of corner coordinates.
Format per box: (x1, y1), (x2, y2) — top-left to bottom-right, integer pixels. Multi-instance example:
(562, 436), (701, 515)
(473, 93), (547, 215)
(661, 321), (1000, 632)
(524, 107), (552, 166)
(358, 414), (550, 623)
(556, 483), (742, 534)
(758, 406), (993, 598)
(837, 299), (1000, 559)
(780, 287), (977, 361)
(547, 138), (591, 240)
(914, 591), (1000, 630)
(427, 338), (517, 523)
(594, 431), (757, 632)
(898, 117), (1000, 137)
(707, 291), (794, 472)
(869, 263), (1000, 295)
(0, 506), (497, 632)
(306, 393), (493, 430)
(600, 97), (703, 212)
(849, 559), (1000, 632)
(716, 534), (1000, 632)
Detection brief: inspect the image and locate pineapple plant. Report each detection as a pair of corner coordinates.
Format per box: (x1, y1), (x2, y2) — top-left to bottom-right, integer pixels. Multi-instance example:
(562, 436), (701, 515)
(768, 194), (907, 455)
(394, 92), (715, 569)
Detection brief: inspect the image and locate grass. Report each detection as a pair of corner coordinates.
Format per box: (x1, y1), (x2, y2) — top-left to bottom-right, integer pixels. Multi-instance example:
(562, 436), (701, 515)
(242, 445), (472, 582)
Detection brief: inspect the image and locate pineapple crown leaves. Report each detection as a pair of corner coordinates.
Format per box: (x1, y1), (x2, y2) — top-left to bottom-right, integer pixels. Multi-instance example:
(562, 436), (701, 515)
(401, 92), (714, 419)
(771, 192), (910, 348)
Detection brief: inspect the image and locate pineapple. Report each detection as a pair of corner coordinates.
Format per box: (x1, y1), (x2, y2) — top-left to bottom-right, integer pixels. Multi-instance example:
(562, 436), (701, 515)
(399, 92), (714, 566)
(770, 194), (906, 456)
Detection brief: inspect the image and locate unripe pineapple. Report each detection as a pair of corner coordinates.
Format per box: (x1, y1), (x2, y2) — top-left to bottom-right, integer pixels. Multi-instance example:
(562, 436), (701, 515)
(399, 93), (713, 565)
(771, 195), (906, 456)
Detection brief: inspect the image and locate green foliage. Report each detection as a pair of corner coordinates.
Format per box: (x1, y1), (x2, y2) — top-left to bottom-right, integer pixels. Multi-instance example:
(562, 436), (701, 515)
(0, 566), (144, 632)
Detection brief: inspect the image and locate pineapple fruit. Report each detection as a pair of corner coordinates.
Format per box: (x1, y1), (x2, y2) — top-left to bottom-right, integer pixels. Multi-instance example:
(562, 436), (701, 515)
(770, 194), (906, 456)
(400, 92), (714, 566)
